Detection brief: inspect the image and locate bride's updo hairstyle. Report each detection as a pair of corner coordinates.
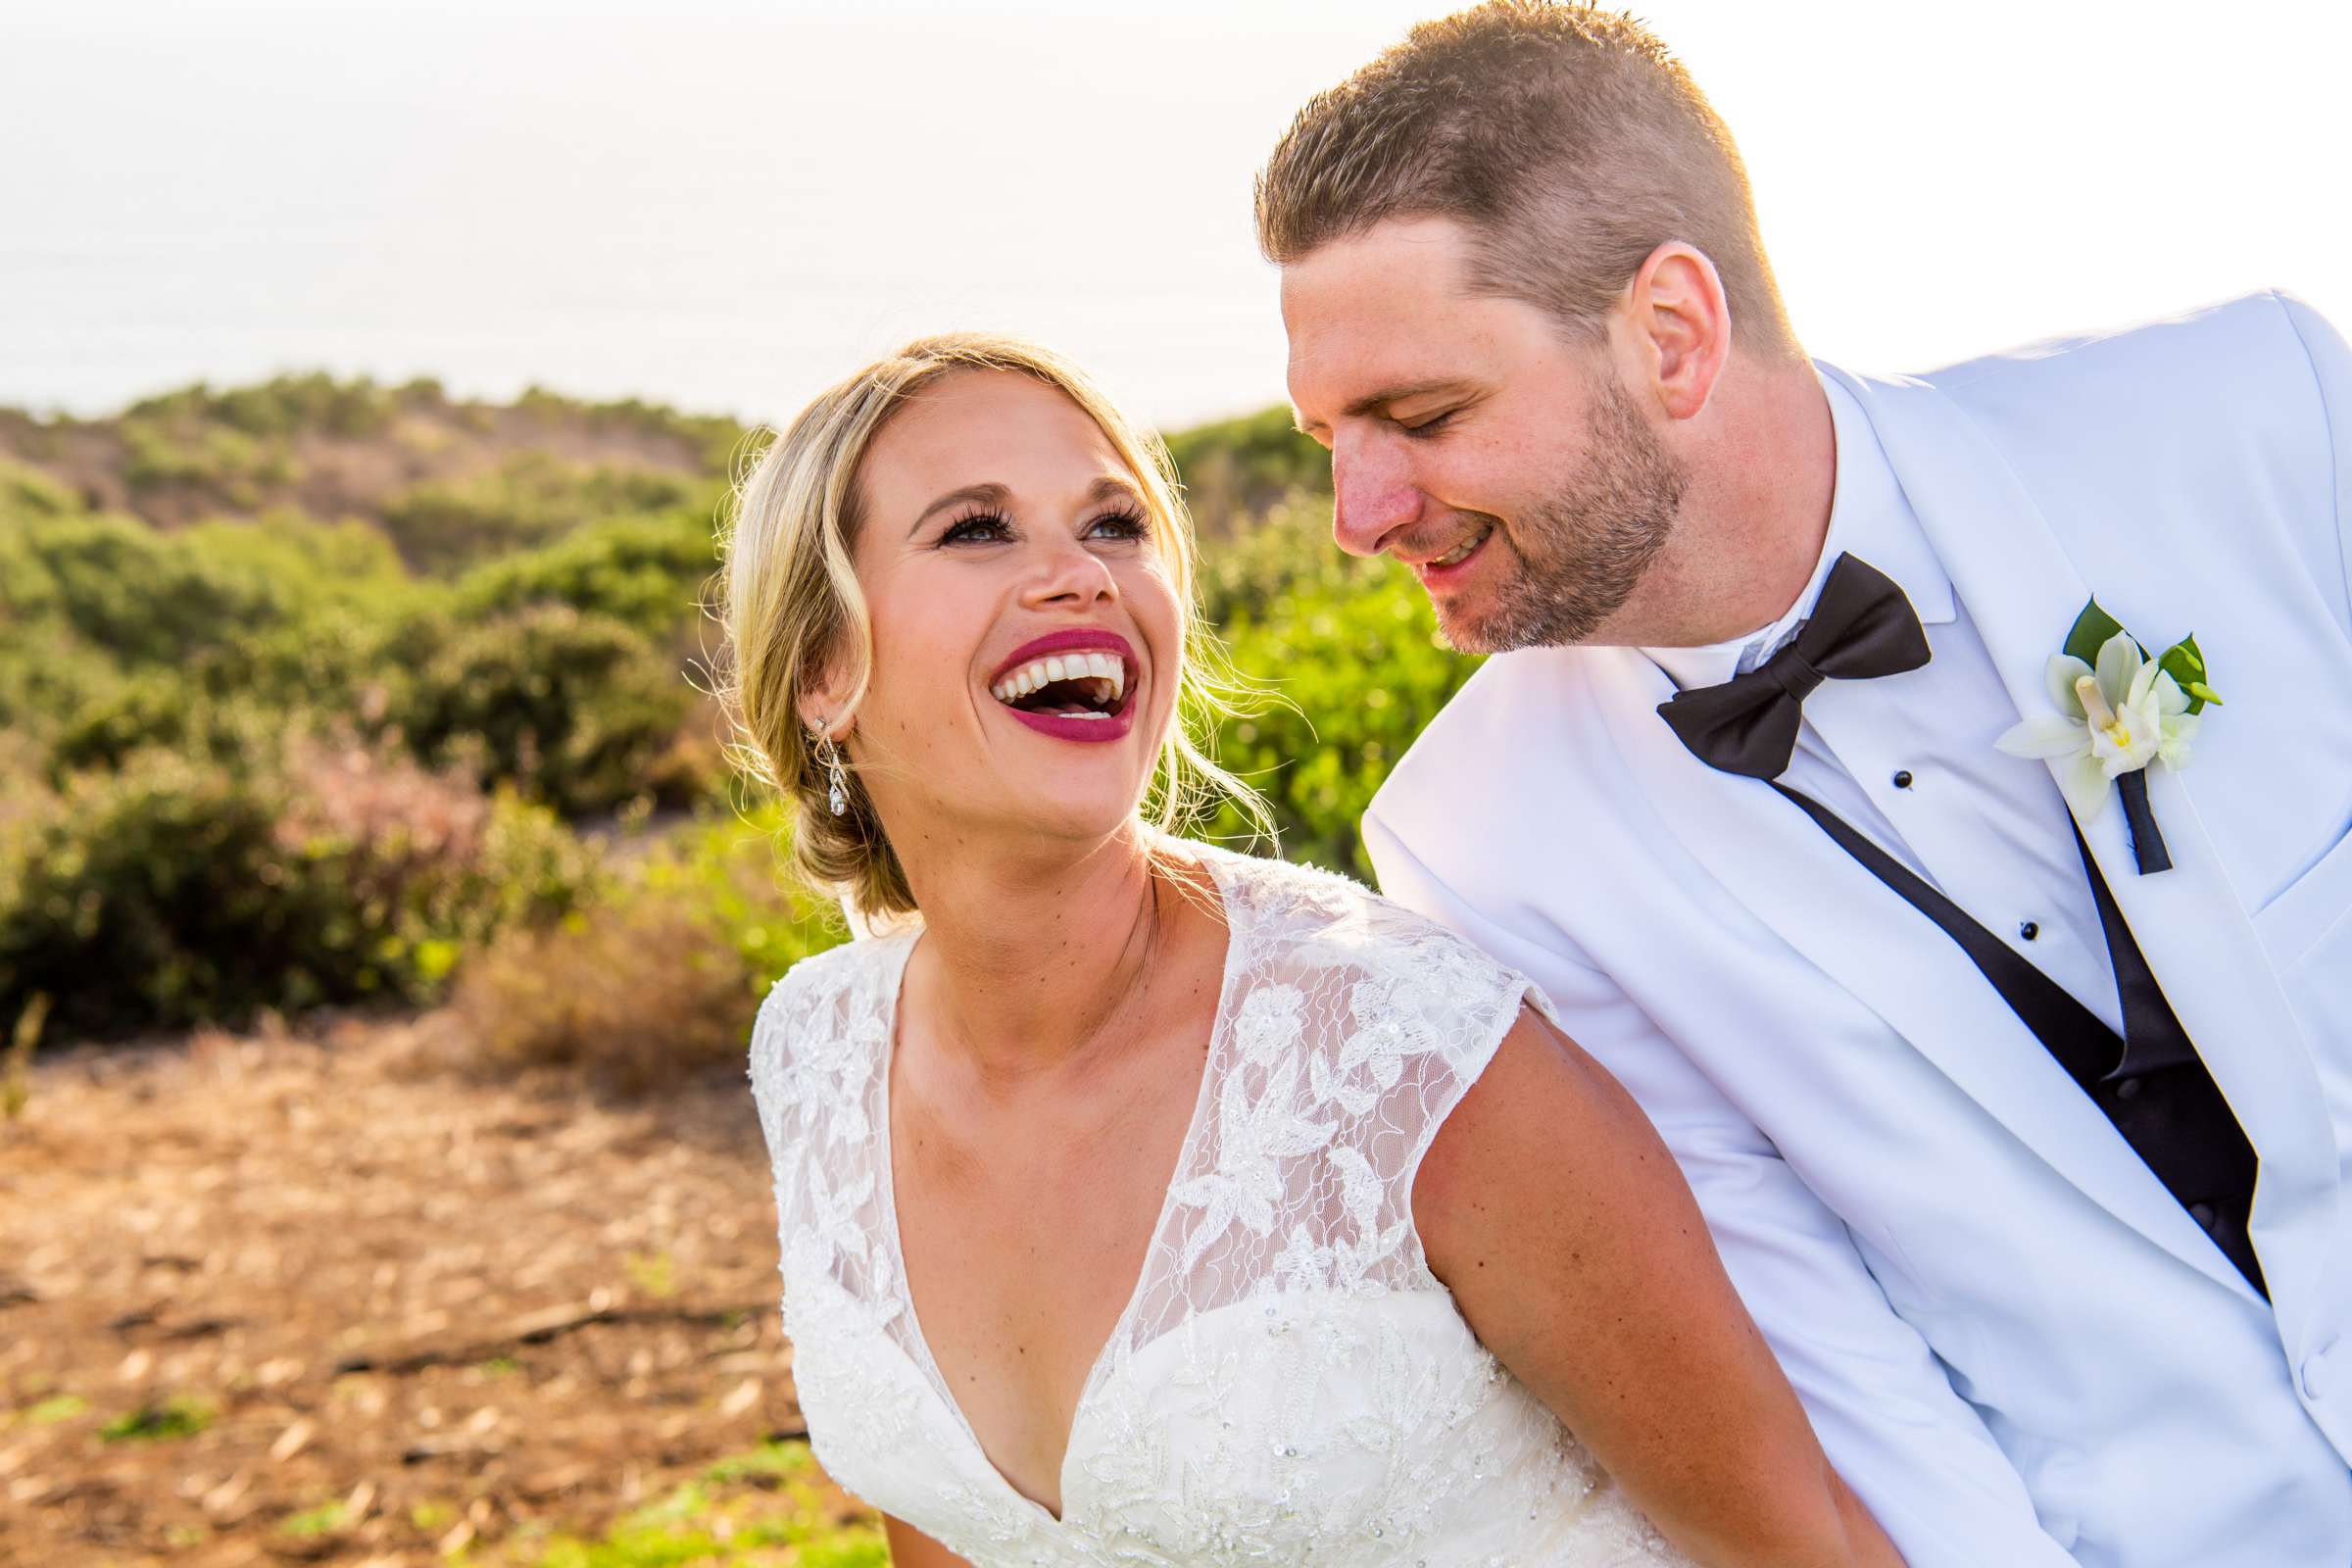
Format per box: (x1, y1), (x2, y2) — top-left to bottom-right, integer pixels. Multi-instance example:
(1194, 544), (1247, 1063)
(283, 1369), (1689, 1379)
(718, 333), (1267, 923)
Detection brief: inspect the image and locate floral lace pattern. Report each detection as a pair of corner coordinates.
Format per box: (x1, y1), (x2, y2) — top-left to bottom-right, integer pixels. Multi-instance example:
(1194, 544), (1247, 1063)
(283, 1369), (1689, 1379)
(748, 845), (1690, 1567)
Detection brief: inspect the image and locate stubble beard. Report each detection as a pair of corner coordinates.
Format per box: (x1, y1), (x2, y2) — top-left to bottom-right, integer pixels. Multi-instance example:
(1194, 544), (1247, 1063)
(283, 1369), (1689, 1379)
(1433, 376), (1688, 656)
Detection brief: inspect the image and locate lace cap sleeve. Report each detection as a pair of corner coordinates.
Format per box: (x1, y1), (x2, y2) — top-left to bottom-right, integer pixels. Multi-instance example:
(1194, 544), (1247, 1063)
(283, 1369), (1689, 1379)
(1168, 851), (1557, 1307)
(743, 940), (894, 1195)
(745, 967), (808, 1167)
(1335, 884), (1559, 1185)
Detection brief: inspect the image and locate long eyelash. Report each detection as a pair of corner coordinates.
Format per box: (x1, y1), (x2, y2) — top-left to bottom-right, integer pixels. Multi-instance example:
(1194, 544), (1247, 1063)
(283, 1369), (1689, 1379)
(937, 508), (1013, 545)
(937, 505), (1150, 546)
(1091, 506), (1151, 539)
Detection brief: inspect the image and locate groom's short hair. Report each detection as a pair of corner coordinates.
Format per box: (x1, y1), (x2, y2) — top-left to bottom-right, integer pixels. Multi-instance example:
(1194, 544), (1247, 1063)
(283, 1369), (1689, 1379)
(1255, 0), (1798, 360)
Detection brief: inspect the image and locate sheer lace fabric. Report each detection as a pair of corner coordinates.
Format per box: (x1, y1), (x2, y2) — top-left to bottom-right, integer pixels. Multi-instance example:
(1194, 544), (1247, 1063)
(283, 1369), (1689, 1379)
(748, 845), (1690, 1567)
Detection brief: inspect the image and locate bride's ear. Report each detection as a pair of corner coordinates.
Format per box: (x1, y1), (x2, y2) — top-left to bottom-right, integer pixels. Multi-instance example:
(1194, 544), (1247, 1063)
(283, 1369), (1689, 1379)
(796, 654), (857, 744)
(1624, 241), (1732, 423)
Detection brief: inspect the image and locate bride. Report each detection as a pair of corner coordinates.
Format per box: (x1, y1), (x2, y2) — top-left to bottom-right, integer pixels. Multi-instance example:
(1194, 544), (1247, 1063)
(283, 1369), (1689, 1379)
(722, 332), (1901, 1568)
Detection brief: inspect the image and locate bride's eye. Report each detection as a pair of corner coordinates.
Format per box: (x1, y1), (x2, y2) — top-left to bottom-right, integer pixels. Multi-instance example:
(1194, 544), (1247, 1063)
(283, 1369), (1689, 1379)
(939, 510), (1014, 546)
(1087, 507), (1151, 542)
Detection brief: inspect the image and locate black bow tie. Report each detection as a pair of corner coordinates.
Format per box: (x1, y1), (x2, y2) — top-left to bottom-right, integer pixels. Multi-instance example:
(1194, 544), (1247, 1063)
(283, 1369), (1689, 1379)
(1656, 553), (1931, 779)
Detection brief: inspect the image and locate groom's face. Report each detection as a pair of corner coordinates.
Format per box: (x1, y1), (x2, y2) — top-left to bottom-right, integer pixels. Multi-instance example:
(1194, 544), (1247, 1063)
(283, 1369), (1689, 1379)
(1282, 216), (1685, 653)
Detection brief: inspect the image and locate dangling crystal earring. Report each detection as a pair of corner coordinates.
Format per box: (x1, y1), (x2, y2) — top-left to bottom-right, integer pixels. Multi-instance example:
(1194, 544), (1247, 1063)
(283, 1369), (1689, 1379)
(811, 724), (850, 816)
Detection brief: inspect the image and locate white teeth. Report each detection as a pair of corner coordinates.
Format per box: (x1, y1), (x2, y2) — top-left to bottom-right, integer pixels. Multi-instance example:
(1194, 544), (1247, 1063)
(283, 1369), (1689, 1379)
(990, 650), (1130, 707)
(1433, 528), (1489, 568)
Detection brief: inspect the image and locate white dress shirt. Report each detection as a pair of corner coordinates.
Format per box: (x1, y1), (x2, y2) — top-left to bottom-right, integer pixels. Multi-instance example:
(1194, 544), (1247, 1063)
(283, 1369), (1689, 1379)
(1643, 369), (2124, 1035)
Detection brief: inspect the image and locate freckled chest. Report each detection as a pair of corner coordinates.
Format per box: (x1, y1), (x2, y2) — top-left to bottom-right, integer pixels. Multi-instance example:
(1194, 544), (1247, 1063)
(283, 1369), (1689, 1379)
(885, 970), (1220, 1517)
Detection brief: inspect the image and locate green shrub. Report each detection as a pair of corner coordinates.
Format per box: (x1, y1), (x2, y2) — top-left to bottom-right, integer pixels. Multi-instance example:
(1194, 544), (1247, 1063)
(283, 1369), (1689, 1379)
(124, 372), (408, 440)
(453, 509), (720, 639)
(0, 511), (299, 667)
(385, 604), (697, 815)
(634, 801), (844, 985)
(445, 804), (837, 1096)
(1196, 495), (1349, 626)
(0, 739), (599, 1042)
(379, 453), (707, 574)
(0, 637), (125, 744)
(176, 508), (411, 607)
(184, 596), (429, 721)
(1200, 503), (1480, 880)
(1164, 405), (1330, 536)
(120, 416), (297, 503)
(44, 678), (287, 779)
(0, 458), (81, 521)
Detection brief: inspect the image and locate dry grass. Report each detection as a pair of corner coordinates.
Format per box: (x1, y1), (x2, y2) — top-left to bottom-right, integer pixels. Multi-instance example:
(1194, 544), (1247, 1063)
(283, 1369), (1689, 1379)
(438, 889), (760, 1100)
(0, 1014), (878, 1567)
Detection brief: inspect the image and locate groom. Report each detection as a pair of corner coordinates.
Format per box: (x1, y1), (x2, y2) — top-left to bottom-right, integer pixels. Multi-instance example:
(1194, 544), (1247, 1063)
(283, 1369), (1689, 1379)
(1261, 5), (2352, 1566)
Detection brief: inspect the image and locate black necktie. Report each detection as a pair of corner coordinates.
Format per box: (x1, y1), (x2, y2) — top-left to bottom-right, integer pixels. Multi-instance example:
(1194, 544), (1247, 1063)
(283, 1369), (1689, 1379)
(1657, 553), (1931, 779)
(1653, 553), (2266, 1296)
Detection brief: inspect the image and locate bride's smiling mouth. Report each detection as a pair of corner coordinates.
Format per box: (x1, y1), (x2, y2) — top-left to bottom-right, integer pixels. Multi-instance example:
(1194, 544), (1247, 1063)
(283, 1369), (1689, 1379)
(985, 629), (1141, 744)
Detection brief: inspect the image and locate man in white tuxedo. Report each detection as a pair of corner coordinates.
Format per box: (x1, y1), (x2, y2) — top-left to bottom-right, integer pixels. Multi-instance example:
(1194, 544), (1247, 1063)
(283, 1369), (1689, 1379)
(1260, 6), (2352, 1566)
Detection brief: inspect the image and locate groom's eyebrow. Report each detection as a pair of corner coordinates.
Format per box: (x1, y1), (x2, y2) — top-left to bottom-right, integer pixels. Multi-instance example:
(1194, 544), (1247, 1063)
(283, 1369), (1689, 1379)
(1294, 379), (1478, 435)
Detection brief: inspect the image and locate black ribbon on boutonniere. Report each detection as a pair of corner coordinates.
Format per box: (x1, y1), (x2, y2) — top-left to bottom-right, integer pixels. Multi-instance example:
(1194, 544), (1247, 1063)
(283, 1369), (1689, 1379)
(2115, 771), (2172, 875)
(2059, 599), (2220, 877)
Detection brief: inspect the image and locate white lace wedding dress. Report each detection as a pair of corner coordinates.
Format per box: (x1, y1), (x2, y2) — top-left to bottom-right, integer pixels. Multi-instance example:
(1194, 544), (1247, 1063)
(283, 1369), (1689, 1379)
(748, 843), (1692, 1567)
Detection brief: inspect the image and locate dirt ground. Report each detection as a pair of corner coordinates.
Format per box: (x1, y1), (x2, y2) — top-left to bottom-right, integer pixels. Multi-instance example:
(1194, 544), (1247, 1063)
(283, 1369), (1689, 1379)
(0, 1011), (871, 1567)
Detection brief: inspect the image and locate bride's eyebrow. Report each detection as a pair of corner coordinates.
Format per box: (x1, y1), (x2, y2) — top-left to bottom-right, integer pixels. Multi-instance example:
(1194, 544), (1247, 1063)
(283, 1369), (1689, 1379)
(909, 481), (1011, 537)
(1081, 474), (1145, 511)
(906, 475), (1140, 537)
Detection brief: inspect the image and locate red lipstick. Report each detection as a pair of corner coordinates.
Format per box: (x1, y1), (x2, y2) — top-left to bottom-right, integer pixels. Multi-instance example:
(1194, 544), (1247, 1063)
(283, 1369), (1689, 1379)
(988, 628), (1141, 745)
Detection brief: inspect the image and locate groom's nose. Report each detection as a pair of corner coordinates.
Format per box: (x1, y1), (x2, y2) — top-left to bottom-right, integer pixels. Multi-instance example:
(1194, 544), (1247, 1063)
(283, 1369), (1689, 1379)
(1330, 435), (1420, 559)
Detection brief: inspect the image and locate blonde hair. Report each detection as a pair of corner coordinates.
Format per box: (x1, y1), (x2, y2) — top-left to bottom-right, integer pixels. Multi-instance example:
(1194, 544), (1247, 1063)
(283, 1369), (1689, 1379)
(1255, 0), (1800, 361)
(716, 332), (1270, 922)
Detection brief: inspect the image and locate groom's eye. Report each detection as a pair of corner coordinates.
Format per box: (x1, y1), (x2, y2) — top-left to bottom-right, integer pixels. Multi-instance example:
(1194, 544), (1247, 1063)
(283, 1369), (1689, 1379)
(1400, 409), (1458, 437)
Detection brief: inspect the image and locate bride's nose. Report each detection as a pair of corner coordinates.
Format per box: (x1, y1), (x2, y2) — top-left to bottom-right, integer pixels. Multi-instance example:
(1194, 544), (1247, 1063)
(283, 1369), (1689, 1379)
(1019, 532), (1119, 610)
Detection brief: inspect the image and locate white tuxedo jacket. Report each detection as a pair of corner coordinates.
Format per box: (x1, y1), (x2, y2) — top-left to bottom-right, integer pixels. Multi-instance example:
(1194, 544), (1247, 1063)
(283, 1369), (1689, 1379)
(1363, 291), (2352, 1568)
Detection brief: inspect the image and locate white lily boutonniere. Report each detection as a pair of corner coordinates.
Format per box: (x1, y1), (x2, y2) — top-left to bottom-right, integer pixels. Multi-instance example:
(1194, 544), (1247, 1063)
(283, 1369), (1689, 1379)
(1995, 599), (2221, 874)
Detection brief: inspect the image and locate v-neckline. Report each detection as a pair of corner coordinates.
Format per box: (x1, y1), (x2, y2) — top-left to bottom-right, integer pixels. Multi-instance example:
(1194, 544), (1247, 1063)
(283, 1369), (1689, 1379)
(868, 845), (1248, 1528)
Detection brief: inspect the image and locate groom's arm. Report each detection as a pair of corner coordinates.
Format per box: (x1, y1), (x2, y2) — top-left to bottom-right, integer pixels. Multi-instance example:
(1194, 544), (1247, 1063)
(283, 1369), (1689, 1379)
(2275, 290), (2352, 629)
(1363, 812), (2082, 1568)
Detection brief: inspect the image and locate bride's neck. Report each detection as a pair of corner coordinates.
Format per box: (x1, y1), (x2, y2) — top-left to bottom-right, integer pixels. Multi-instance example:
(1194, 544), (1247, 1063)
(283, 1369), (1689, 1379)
(897, 823), (1167, 1088)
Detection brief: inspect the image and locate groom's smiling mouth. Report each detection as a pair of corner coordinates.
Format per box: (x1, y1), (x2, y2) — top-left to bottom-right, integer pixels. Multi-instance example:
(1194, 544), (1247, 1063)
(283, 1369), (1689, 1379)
(1409, 522), (1495, 586)
(986, 630), (1140, 743)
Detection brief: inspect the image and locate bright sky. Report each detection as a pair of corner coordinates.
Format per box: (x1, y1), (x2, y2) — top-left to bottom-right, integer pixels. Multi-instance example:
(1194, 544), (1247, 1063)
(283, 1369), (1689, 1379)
(5, 0), (2347, 431)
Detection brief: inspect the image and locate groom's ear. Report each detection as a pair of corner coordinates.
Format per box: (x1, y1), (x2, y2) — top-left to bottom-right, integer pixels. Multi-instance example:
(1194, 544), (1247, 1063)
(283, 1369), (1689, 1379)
(1624, 241), (1733, 422)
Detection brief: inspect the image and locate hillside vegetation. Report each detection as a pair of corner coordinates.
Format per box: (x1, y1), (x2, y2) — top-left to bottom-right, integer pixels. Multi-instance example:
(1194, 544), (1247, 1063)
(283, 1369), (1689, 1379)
(0, 372), (1474, 1056)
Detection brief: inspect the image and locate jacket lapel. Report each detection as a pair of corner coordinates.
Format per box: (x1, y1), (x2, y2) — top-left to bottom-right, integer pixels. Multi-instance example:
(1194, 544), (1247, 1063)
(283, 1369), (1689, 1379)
(1832, 365), (2341, 1341)
(1589, 647), (2257, 1298)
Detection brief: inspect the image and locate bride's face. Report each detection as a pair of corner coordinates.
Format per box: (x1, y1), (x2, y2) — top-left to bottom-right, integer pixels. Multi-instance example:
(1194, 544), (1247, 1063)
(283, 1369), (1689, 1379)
(819, 368), (1182, 855)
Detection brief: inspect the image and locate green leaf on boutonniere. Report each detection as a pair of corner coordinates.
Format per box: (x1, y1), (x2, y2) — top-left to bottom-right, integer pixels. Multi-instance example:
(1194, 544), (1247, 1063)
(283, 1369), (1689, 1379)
(2159, 633), (2222, 712)
(2063, 598), (2130, 667)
